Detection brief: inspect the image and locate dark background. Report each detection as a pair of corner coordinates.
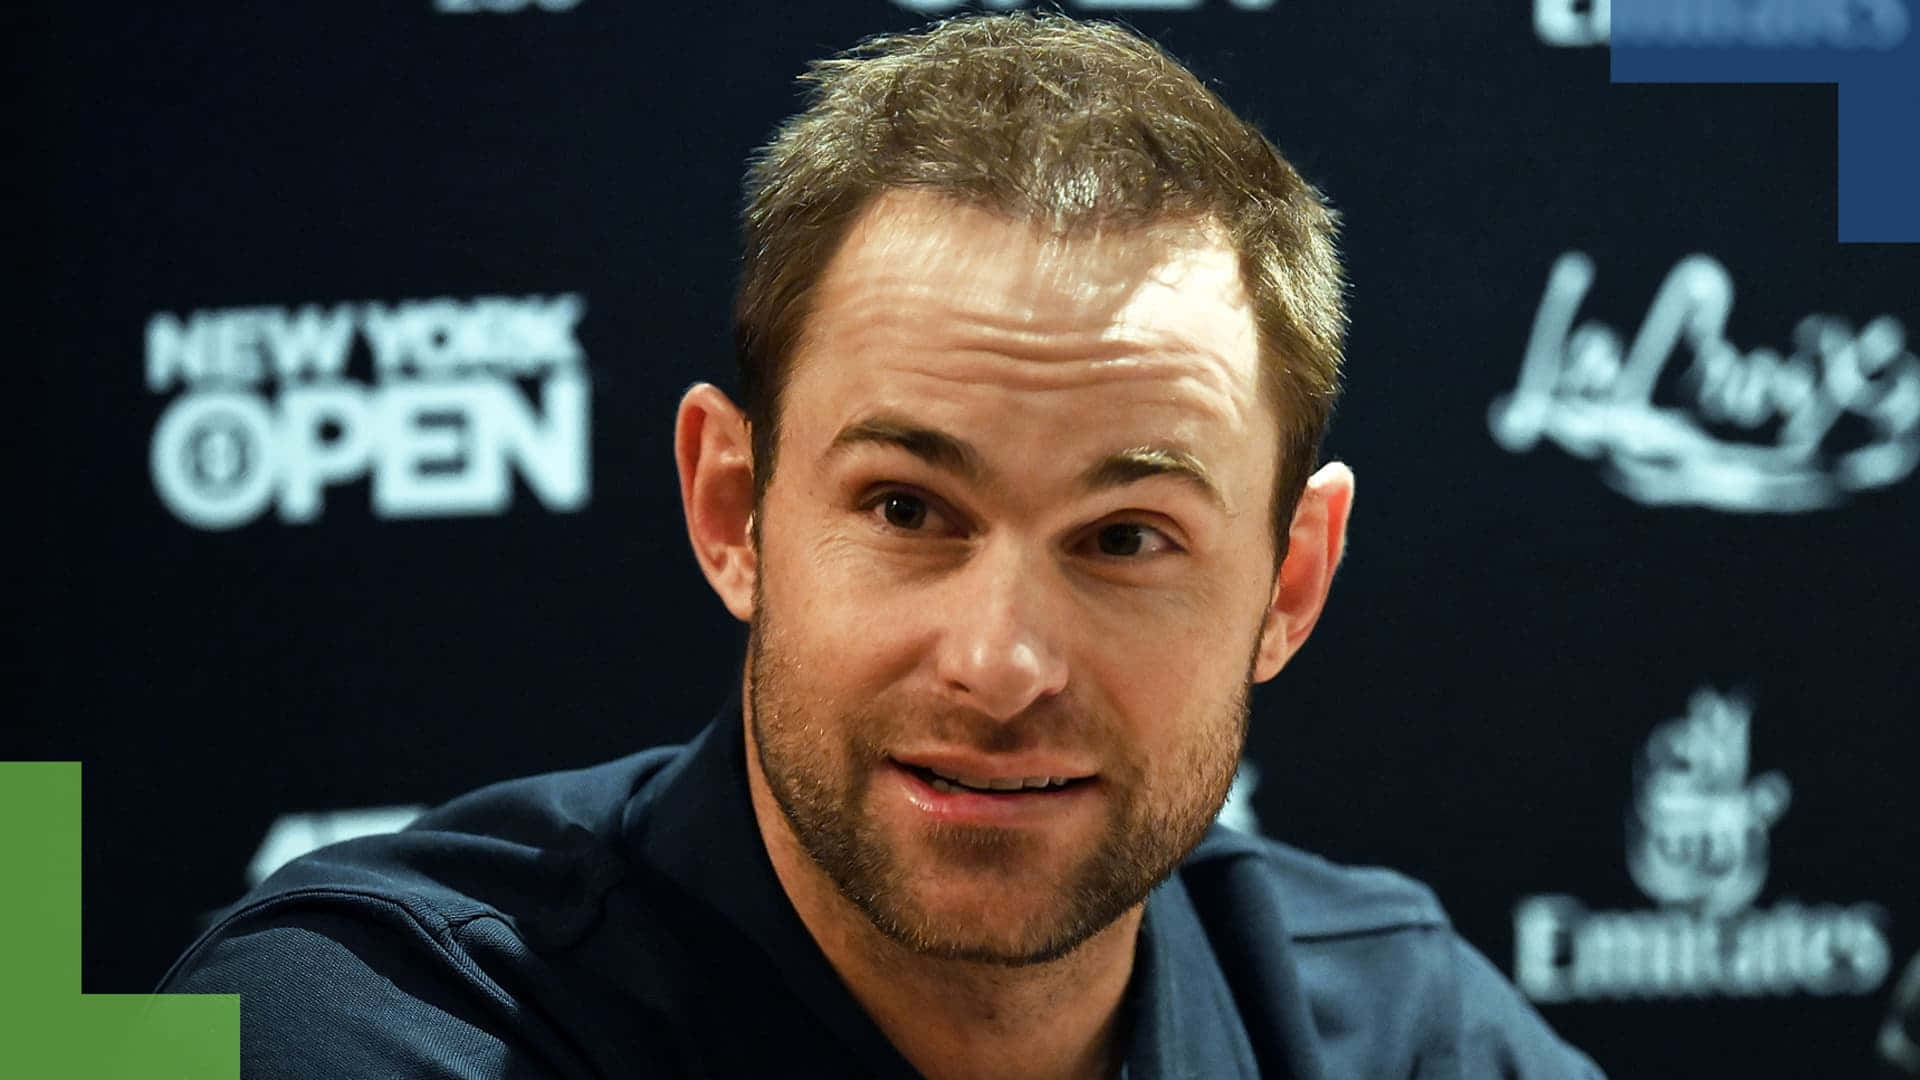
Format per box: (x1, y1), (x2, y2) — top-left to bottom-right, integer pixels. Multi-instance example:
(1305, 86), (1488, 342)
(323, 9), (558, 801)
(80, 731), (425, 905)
(14, 1), (1918, 1075)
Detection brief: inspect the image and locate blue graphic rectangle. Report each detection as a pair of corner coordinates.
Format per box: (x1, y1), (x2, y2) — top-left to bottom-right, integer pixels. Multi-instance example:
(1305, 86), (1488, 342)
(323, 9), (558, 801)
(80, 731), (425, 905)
(1610, 0), (1919, 242)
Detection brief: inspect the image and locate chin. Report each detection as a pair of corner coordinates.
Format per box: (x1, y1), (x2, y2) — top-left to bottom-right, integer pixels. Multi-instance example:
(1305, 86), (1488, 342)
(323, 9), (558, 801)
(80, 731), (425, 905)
(862, 861), (1134, 968)
(879, 909), (1104, 968)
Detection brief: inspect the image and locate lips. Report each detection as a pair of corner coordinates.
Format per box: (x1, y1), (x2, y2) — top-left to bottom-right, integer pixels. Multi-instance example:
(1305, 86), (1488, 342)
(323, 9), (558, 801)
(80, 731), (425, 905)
(892, 758), (1095, 796)
(887, 758), (1100, 827)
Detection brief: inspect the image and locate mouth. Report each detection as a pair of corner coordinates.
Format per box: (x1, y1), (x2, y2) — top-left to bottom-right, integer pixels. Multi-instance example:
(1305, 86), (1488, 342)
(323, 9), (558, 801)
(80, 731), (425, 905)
(893, 760), (1093, 796)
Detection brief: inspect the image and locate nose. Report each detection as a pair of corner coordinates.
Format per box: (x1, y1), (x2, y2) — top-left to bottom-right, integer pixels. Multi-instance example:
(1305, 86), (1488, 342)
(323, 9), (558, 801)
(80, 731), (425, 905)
(931, 538), (1071, 721)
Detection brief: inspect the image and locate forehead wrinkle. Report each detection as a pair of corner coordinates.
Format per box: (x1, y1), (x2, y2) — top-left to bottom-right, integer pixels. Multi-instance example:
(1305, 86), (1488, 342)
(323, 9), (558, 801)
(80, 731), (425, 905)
(802, 192), (1260, 398)
(820, 192), (1251, 350)
(893, 351), (1257, 449)
(788, 189), (1271, 519)
(804, 306), (1261, 504)
(833, 263), (1246, 367)
(807, 285), (1256, 415)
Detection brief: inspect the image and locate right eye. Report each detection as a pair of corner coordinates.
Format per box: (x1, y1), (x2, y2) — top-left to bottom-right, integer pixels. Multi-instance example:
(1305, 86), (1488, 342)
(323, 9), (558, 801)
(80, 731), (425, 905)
(863, 489), (961, 536)
(880, 492), (929, 530)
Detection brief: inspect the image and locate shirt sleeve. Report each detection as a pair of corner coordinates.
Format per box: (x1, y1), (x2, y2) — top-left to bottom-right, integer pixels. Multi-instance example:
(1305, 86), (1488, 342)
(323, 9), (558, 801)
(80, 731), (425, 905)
(1442, 934), (1608, 1080)
(161, 905), (569, 1080)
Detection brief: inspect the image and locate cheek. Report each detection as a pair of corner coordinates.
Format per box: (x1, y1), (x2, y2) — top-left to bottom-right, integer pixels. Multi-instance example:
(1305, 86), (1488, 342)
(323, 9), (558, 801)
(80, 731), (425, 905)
(1073, 578), (1263, 676)
(760, 526), (923, 684)
(1083, 591), (1261, 742)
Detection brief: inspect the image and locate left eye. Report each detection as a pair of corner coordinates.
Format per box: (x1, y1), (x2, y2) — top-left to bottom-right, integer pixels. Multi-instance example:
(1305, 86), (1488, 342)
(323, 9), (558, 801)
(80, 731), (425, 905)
(1088, 523), (1176, 558)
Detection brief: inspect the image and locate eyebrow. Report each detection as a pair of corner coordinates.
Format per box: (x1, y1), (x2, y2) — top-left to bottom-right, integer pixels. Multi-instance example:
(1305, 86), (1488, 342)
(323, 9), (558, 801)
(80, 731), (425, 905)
(825, 415), (1226, 510)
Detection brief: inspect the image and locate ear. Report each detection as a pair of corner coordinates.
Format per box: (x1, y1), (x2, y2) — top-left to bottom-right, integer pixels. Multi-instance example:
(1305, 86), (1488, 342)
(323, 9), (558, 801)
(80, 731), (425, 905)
(674, 383), (757, 623)
(1252, 462), (1354, 682)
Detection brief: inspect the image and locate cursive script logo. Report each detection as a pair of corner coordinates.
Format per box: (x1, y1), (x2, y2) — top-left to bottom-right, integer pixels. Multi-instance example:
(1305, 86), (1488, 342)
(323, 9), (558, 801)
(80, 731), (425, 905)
(1625, 690), (1789, 915)
(1489, 252), (1920, 512)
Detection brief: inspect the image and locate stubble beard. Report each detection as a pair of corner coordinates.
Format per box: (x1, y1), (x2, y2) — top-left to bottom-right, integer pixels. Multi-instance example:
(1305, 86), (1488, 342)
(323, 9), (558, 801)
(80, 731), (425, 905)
(746, 581), (1256, 968)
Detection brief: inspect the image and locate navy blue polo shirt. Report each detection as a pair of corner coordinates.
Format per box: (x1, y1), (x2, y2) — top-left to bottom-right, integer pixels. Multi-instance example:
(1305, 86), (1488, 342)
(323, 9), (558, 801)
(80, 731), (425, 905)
(161, 700), (1604, 1077)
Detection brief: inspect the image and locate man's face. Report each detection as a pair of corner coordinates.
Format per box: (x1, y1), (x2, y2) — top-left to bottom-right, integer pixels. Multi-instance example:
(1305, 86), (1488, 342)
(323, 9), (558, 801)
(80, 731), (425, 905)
(747, 190), (1283, 966)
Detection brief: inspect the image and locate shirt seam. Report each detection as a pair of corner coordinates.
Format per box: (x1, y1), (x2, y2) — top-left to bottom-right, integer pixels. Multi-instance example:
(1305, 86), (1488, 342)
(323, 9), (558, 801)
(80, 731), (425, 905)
(184, 885), (519, 1016)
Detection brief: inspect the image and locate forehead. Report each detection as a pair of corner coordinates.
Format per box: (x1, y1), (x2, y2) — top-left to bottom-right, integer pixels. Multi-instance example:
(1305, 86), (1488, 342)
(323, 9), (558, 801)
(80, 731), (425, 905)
(805, 190), (1257, 366)
(781, 189), (1270, 483)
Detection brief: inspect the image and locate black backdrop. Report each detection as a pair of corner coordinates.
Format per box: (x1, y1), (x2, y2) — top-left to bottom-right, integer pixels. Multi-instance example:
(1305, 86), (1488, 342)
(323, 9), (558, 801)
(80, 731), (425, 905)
(16, 2), (1920, 1076)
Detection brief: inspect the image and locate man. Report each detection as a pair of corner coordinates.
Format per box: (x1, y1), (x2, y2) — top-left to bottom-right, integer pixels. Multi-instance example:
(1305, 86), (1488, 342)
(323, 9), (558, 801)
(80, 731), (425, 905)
(163, 14), (1603, 1078)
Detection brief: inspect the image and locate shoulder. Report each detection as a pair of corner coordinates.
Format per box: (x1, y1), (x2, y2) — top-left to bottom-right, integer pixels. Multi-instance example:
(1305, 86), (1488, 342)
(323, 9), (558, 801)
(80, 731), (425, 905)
(1179, 824), (1448, 940)
(206, 746), (685, 928)
(159, 746), (691, 1078)
(1179, 827), (1606, 1078)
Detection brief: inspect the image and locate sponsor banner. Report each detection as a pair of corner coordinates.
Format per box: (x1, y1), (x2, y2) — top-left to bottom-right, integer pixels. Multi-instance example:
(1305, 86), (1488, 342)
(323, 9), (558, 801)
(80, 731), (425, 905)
(1489, 252), (1920, 512)
(895, 0), (1275, 12)
(146, 294), (592, 530)
(1884, 954), (1920, 1072)
(1612, 0), (1910, 51)
(1514, 689), (1893, 1002)
(433, 0), (583, 12)
(1537, 0), (1612, 46)
(246, 806), (427, 887)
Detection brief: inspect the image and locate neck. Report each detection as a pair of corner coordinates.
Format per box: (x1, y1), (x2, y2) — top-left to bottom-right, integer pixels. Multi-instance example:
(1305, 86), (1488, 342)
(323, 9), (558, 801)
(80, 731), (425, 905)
(741, 717), (1138, 1080)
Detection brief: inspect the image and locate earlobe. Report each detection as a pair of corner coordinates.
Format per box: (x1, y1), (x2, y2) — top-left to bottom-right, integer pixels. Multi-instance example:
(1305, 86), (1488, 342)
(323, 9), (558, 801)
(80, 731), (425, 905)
(1252, 462), (1355, 682)
(674, 383), (759, 623)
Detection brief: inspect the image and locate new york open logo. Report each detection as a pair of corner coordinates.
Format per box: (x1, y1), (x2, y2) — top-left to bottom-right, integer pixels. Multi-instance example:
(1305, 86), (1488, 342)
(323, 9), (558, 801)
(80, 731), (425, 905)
(1489, 252), (1920, 513)
(1513, 690), (1891, 1002)
(146, 294), (591, 530)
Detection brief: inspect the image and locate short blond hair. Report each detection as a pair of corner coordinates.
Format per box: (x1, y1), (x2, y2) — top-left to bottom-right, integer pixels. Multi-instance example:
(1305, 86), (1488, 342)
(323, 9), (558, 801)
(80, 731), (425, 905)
(735, 13), (1345, 551)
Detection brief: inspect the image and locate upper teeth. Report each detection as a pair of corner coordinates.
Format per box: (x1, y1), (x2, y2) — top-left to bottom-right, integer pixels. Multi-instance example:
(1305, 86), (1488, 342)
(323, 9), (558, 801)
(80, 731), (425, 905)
(927, 768), (1071, 792)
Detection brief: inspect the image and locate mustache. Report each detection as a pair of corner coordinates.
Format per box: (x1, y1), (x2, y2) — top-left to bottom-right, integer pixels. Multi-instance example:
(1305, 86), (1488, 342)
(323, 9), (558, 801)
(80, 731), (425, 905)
(849, 698), (1099, 757)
